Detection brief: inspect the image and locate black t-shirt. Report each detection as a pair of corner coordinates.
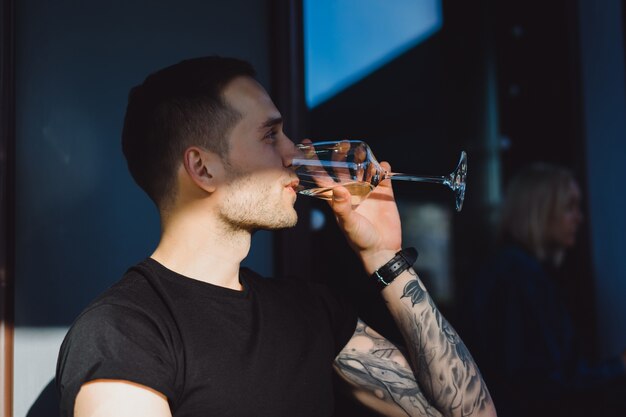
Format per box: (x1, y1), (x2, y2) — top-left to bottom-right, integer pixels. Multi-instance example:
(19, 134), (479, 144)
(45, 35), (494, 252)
(56, 258), (357, 417)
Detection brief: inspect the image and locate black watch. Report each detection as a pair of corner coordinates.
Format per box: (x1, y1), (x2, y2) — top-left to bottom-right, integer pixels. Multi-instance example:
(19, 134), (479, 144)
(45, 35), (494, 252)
(371, 247), (418, 290)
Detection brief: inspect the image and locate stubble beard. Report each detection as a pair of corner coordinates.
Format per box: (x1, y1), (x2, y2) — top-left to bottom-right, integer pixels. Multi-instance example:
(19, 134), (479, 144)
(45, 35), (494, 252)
(218, 167), (298, 233)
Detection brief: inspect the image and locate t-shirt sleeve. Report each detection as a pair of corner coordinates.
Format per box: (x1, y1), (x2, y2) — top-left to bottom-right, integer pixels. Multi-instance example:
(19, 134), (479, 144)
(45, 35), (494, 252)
(56, 303), (177, 417)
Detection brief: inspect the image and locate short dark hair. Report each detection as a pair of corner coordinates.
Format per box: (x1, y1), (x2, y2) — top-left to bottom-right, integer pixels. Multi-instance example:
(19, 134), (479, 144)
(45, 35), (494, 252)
(121, 56), (256, 208)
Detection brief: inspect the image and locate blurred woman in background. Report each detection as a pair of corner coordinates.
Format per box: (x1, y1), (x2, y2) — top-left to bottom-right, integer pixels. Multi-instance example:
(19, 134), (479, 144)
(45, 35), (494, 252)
(466, 163), (626, 417)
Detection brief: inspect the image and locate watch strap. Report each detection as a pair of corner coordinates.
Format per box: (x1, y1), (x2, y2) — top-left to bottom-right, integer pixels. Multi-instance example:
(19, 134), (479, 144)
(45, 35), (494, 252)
(372, 247), (418, 290)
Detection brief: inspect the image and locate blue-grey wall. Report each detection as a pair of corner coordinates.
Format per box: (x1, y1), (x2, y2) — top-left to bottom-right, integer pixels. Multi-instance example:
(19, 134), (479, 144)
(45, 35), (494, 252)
(15, 0), (273, 326)
(578, 0), (626, 357)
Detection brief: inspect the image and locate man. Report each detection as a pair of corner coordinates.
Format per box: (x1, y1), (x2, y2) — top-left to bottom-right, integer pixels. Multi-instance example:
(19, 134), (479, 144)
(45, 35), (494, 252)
(56, 56), (496, 417)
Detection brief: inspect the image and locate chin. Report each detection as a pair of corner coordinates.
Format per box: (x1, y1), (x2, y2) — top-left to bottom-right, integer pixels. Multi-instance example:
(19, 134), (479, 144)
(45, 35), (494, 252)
(280, 211), (299, 228)
(263, 210), (298, 230)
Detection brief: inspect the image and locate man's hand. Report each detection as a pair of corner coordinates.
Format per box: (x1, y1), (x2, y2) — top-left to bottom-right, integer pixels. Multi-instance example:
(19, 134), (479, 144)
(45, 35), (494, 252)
(329, 161), (403, 273)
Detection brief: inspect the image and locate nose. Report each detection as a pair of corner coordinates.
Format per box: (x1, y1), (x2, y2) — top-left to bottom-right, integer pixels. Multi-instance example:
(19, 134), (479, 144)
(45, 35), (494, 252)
(280, 136), (300, 168)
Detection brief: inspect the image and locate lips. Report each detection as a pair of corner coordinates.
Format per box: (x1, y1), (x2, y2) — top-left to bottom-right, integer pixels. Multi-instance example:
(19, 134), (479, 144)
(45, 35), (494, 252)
(285, 178), (300, 190)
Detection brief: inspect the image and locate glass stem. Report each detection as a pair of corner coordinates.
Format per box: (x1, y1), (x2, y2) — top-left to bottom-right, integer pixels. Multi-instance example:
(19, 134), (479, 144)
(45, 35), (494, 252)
(385, 172), (450, 188)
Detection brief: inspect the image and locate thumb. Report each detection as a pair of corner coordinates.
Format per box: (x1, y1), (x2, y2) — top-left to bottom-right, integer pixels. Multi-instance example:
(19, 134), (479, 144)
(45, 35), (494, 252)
(331, 186), (352, 221)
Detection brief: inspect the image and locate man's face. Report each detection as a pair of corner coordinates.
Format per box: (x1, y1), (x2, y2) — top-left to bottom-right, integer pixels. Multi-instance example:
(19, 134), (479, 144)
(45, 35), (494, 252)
(216, 76), (299, 231)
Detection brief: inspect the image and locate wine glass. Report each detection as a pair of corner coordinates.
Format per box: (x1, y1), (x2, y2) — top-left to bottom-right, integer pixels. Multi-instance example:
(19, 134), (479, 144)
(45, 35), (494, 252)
(293, 140), (467, 211)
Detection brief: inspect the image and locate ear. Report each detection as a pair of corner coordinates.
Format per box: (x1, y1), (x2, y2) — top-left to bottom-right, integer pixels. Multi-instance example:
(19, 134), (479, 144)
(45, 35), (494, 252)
(182, 146), (223, 193)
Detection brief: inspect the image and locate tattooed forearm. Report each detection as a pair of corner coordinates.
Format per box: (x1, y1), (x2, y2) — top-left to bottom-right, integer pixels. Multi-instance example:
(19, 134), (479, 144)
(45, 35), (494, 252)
(335, 321), (443, 417)
(399, 276), (492, 417)
(336, 271), (495, 417)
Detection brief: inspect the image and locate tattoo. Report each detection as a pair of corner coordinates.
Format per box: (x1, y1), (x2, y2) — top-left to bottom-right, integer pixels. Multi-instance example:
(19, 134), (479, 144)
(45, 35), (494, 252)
(335, 321), (443, 417)
(400, 278), (492, 416)
(401, 278), (428, 306)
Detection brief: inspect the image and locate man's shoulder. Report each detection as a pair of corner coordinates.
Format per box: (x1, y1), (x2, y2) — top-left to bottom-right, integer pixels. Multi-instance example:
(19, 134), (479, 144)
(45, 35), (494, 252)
(91, 261), (159, 305)
(57, 262), (181, 416)
(68, 260), (170, 332)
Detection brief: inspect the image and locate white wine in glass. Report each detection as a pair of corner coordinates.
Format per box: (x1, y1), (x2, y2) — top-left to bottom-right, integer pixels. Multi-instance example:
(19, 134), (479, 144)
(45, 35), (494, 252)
(293, 140), (467, 211)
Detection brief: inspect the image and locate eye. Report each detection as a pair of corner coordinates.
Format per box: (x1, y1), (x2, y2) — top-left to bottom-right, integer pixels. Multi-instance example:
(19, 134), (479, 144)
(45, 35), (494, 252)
(264, 129), (278, 142)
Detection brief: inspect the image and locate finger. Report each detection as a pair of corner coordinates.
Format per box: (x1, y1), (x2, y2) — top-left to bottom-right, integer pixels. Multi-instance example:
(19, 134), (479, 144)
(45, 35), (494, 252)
(363, 160), (395, 204)
(378, 161), (393, 188)
(330, 186), (353, 221)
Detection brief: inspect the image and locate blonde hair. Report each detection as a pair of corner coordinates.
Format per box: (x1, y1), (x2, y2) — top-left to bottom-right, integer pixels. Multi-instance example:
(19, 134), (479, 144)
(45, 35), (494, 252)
(498, 163), (576, 262)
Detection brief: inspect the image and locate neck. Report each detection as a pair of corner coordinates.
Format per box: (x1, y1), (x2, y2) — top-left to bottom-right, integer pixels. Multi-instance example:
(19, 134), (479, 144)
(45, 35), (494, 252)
(151, 205), (251, 291)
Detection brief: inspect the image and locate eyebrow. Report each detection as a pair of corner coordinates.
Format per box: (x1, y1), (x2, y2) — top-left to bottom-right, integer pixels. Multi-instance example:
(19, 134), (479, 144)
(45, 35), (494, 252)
(259, 116), (283, 130)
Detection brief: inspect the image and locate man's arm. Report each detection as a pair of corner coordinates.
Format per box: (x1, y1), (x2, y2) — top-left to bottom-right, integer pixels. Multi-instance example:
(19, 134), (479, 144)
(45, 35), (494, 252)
(334, 269), (494, 417)
(328, 161), (496, 417)
(335, 319), (444, 417)
(382, 269), (493, 417)
(74, 380), (172, 417)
